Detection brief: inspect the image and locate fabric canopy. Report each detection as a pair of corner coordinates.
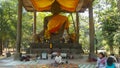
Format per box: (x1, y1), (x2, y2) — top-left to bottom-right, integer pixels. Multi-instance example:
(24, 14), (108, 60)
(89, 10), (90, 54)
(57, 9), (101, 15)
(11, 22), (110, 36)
(30, 0), (79, 12)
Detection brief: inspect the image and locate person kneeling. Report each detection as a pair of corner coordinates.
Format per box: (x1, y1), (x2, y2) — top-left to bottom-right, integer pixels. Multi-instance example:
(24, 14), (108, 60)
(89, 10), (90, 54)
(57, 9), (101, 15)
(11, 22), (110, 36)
(55, 52), (63, 64)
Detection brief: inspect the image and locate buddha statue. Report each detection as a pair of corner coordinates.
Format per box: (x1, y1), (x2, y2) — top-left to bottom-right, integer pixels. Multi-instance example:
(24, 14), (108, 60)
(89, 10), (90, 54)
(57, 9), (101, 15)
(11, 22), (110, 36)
(43, 1), (69, 43)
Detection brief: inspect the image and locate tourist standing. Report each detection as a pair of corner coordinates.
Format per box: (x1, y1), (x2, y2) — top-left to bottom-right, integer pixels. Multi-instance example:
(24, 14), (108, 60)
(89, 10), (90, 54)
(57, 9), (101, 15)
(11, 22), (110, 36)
(109, 54), (117, 62)
(106, 57), (116, 68)
(96, 52), (106, 68)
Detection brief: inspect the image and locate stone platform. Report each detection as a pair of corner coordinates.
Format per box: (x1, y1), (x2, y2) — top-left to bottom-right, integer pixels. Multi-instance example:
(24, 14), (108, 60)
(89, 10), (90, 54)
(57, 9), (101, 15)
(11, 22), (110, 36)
(28, 43), (83, 55)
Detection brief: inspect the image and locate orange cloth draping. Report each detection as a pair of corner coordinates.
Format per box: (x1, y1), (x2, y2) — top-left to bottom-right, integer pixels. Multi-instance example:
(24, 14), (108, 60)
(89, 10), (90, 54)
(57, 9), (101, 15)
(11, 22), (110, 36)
(57, 0), (79, 12)
(30, 0), (79, 12)
(30, 0), (55, 11)
(47, 14), (69, 33)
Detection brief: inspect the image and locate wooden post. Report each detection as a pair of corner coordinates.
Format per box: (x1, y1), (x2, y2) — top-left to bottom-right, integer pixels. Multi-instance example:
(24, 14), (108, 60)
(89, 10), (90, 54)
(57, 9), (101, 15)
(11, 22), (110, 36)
(33, 11), (36, 35)
(89, 2), (95, 60)
(14, 0), (22, 60)
(76, 12), (80, 43)
(32, 11), (37, 44)
(70, 13), (76, 33)
(0, 39), (2, 55)
(118, 46), (120, 55)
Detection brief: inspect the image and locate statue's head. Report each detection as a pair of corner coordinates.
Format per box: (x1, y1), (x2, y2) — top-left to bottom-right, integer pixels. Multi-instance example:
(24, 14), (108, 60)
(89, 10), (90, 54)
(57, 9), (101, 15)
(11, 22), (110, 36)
(51, 1), (61, 15)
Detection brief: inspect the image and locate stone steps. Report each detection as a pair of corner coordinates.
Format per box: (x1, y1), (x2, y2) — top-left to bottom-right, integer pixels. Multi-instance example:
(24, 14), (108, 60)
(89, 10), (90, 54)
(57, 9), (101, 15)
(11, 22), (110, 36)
(78, 64), (96, 68)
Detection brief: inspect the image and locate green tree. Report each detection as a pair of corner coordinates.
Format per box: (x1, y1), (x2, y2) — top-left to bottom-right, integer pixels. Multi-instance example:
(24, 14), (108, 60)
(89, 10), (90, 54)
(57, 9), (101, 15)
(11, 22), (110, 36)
(114, 30), (120, 54)
(0, 0), (18, 55)
(117, 0), (120, 12)
(100, 1), (120, 53)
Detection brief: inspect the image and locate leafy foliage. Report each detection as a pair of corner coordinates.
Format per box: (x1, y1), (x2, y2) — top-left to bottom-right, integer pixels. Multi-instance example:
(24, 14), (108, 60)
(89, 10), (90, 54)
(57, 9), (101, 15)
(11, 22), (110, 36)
(0, 0), (17, 42)
(97, 0), (120, 53)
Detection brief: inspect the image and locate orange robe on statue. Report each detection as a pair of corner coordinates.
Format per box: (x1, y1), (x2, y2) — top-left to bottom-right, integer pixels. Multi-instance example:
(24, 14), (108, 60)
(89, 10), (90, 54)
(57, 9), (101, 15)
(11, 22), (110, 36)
(47, 14), (69, 33)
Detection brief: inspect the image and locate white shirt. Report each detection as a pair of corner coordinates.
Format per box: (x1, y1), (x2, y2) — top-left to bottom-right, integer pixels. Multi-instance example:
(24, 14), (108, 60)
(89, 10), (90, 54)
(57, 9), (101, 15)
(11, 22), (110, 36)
(96, 57), (106, 68)
(55, 56), (62, 63)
